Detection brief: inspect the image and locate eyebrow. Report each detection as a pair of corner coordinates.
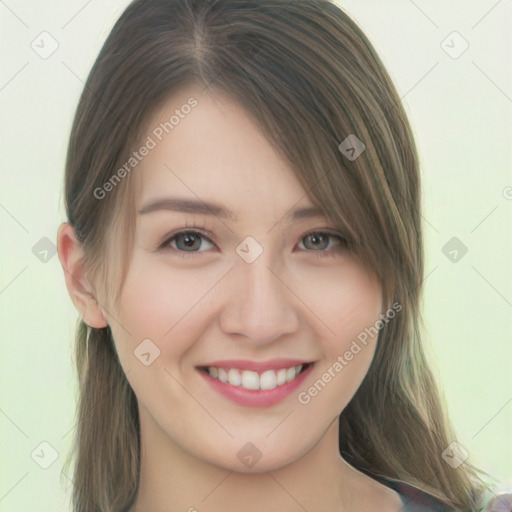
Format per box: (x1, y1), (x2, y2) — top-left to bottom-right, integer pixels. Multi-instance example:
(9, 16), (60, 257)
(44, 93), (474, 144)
(138, 197), (325, 222)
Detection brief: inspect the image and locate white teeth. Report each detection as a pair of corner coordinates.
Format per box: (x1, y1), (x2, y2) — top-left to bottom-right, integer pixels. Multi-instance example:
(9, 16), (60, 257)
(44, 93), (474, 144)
(259, 370), (277, 390)
(276, 368), (287, 386)
(286, 367), (297, 381)
(204, 364), (305, 390)
(241, 370), (259, 390)
(227, 368), (242, 386)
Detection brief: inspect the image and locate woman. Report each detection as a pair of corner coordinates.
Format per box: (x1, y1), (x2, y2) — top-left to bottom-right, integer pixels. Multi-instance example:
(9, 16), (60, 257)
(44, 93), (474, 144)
(56, 0), (493, 510)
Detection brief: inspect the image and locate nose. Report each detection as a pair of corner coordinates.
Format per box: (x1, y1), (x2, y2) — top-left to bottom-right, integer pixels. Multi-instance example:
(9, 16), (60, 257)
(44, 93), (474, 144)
(219, 256), (300, 346)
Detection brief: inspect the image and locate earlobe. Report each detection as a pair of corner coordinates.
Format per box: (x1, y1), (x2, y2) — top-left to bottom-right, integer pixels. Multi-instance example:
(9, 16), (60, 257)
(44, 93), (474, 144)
(57, 222), (108, 329)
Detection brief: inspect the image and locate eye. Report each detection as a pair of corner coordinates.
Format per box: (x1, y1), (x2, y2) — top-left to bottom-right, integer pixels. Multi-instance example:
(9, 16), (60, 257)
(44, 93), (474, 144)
(298, 231), (347, 257)
(159, 230), (216, 258)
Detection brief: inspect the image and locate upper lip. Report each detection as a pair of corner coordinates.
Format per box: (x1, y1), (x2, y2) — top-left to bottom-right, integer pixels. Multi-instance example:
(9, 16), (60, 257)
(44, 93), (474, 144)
(196, 359), (314, 372)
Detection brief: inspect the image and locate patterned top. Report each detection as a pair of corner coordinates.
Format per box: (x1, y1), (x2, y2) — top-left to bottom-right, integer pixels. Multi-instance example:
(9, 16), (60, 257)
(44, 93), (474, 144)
(380, 476), (452, 511)
(377, 475), (486, 511)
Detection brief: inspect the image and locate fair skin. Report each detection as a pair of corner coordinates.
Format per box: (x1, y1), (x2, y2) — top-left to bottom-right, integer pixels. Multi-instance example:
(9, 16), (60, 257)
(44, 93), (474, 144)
(58, 85), (403, 512)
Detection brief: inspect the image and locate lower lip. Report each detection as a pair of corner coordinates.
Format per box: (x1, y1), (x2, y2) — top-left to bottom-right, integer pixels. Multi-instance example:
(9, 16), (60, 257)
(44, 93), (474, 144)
(197, 364), (315, 408)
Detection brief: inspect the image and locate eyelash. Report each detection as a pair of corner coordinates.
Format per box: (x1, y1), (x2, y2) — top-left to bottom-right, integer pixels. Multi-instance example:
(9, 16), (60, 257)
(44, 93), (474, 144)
(157, 223), (348, 260)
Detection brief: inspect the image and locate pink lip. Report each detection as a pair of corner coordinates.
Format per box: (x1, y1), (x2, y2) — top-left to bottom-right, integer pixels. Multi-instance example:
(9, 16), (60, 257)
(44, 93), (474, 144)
(197, 358), (311, 373)
(197, 362), (315, 408)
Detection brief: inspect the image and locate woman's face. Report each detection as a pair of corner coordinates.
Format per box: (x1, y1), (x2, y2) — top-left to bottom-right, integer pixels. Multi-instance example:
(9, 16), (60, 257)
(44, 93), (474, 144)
(102, 85), (383, 472)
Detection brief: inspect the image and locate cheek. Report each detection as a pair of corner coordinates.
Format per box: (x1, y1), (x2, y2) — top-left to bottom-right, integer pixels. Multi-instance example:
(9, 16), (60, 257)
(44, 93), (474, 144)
(109, 254), (235, 380)
(115, 256), (218, 340)
(298, 260), (382, 347)
(295, 267), (381, 414)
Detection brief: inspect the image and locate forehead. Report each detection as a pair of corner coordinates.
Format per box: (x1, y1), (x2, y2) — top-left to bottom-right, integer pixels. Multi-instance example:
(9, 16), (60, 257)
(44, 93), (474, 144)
(134, 86), (318, 221)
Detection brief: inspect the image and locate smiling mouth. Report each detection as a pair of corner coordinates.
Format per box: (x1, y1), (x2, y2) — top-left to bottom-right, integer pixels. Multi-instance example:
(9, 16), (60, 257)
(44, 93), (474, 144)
(196, 362), (313, 391)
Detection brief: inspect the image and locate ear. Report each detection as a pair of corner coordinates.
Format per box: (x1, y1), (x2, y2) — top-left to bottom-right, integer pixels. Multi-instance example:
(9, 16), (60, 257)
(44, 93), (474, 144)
(57, 222), (108, 328)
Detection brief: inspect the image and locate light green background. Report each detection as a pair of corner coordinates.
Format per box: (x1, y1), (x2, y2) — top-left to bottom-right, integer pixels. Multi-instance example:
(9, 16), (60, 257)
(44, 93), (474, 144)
(1, 1), (511, 510)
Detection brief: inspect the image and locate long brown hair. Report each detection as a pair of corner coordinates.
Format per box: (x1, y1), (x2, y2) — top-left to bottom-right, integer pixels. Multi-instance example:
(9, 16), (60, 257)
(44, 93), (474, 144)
(60, 0), (492, 510)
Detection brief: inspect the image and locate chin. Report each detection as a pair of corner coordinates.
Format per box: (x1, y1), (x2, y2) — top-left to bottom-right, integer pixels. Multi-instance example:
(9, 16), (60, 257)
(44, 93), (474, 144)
(198, 442), (303, 474)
